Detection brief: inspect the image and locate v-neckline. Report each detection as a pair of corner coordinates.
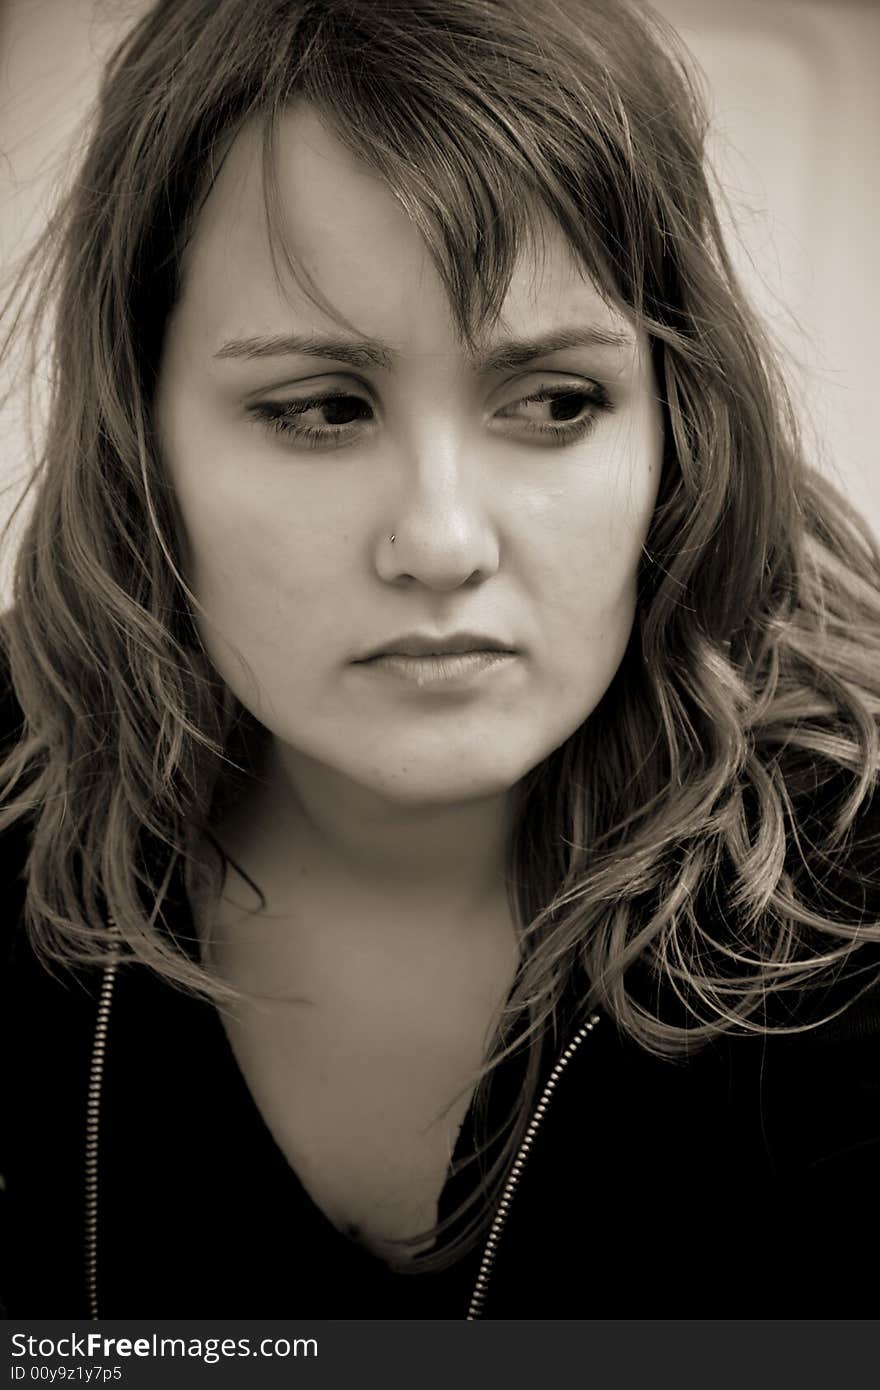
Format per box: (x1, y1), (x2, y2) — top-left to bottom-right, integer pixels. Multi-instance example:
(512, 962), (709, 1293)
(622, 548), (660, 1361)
(156, 857), (538, 1277)
(201, 972), (531, 1270)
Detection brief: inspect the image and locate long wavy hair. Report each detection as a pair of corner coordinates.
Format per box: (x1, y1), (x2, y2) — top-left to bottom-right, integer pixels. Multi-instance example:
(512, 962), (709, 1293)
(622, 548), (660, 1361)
(2, 0), (880, 1273)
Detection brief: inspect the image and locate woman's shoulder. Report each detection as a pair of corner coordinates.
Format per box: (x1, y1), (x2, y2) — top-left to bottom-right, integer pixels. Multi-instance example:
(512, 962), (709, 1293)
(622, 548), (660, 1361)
(781, 755), (880, 1025)
(0, 614), (46, 991)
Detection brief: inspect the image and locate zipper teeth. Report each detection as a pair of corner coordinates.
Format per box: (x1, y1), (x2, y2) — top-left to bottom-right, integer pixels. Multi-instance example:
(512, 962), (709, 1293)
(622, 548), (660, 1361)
(84, 918), (122, 1322)
(465, 1011), (601, 1320)
(83, 925), (596, 1322)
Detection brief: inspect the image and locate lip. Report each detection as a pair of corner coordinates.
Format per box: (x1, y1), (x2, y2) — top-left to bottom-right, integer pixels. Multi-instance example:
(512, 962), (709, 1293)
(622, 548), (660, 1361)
(356, 631), (516, 660)
(359, 650), (516, 689)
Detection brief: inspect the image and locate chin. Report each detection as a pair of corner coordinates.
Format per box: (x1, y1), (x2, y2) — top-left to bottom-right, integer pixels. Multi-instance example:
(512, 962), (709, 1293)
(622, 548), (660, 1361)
(351, 753), (530, 809)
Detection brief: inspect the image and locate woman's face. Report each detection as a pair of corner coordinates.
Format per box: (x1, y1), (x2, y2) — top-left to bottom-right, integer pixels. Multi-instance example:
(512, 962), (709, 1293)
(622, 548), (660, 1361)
(155, 103), (663, 808)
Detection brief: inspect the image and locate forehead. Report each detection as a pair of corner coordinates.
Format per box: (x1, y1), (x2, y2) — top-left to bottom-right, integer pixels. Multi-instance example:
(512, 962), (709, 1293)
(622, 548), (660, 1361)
(173, 102), (634, 356)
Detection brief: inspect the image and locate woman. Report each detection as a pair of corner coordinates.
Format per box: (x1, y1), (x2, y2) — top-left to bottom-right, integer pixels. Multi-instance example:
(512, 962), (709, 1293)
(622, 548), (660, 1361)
(1, 0), (878, 1319)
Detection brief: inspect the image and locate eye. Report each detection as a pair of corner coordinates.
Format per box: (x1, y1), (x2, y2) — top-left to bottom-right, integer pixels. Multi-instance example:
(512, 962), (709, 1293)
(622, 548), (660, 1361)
(495, 382), (612, 445)
(247, 380), (613, 452)
(249, 391), (373, 449)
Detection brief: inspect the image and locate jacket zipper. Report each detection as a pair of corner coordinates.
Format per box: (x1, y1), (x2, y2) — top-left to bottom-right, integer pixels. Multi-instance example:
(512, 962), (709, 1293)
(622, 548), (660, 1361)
(84, 926), (599, 1321)
(465, 1011), (601, 1320)
(84, 918), (122, 1321)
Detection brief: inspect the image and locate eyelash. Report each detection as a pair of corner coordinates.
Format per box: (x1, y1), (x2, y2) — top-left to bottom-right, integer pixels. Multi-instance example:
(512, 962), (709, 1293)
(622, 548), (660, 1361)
(248, 383), (613, 451)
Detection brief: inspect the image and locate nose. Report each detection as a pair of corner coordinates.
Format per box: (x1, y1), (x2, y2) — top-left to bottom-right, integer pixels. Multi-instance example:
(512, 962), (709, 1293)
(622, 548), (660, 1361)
(375, 441), (501, 591)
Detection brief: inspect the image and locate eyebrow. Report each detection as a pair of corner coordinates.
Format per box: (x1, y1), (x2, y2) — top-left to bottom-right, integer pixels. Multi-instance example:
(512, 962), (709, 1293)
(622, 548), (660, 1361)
(213, 324), (636, 373)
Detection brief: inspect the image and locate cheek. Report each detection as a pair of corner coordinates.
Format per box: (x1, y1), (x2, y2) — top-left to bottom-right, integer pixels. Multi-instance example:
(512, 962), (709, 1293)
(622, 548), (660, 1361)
(191, 525), (331, 654)
(535, 459), (657, 635)
(174, 485), (334, 724)
(167, 438), (330, 621)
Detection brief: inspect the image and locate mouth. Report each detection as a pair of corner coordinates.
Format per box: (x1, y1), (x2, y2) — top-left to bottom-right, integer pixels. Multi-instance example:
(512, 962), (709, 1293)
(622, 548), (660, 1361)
(357, 631), (516, 661)
(353, 644), (514, 689)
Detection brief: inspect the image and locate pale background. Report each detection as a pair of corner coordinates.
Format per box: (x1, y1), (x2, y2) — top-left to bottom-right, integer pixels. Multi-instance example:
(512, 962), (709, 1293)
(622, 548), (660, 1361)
(1, 0), (878, 607)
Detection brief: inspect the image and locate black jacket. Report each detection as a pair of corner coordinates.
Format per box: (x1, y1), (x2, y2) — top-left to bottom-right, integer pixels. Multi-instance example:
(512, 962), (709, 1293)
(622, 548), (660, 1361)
(2, 661), (879, 1319)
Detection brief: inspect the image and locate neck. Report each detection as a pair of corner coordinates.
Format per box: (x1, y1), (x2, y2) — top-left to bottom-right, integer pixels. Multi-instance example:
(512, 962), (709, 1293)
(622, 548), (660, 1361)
(224, 738), (518, 927)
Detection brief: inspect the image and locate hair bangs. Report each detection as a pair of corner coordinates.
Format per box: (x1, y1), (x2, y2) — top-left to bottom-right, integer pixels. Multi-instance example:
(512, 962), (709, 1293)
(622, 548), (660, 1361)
(249, 3), (642, 351)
